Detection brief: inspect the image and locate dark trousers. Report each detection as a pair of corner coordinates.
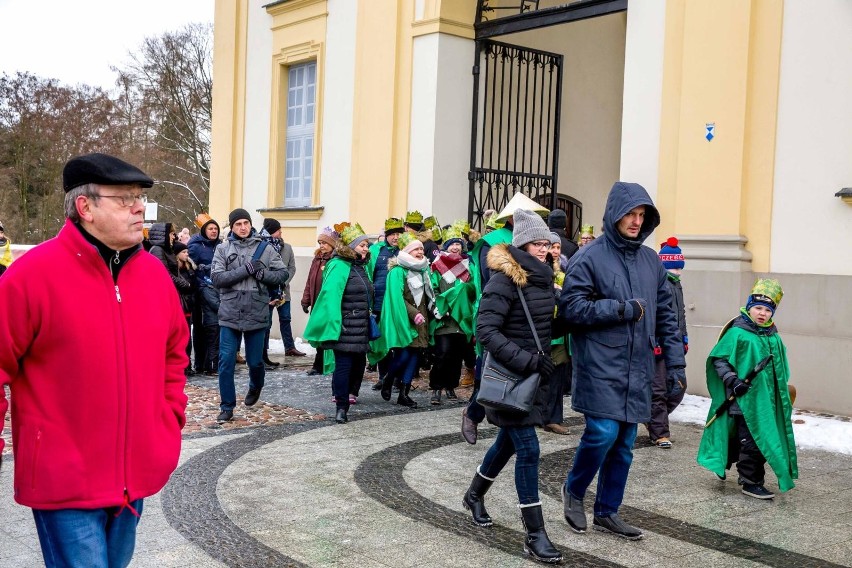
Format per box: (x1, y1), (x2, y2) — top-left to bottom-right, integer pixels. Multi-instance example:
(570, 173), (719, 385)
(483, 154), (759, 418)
(462, 339), (476, 370)
(429, 333), (466, 390)
(311, 347), (325, 373)
(648, 358), (687, 440)
(184, 315), (192, 371)
(387, 347), (420, 386)
(191, 300), (207, 370)
(465, 354), (486, 423)
(204, 324), (220, 373)
(728, 414), (767, 484)
(545, 363), (567, 424)
(332, 351), (366, 409)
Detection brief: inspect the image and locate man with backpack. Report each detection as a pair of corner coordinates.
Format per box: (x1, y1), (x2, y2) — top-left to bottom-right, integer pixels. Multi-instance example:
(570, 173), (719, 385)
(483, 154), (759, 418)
(212, 208), (289, 423)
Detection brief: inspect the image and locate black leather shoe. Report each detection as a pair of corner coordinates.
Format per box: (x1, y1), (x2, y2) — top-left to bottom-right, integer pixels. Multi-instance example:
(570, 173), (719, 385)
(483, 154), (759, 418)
(263, 358), (280, 367)
(592, 514), (643, 540)
(335, 408), (348, 424)
(372, 377), (384, 390)
(216, 410), (233, 423)
(561, 484), (587, 533)
(244, 389), (261, 407)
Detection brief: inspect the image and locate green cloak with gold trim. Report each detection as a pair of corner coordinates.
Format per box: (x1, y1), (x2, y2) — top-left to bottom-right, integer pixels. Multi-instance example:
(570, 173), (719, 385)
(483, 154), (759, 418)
(696, 317), (798, 492)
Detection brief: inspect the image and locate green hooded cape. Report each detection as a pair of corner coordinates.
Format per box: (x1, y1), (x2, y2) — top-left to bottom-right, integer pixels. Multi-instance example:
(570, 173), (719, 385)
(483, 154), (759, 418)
(302, 256), (379, 374)
(430, 269), (476, 341)
(696, 317), (798, 492)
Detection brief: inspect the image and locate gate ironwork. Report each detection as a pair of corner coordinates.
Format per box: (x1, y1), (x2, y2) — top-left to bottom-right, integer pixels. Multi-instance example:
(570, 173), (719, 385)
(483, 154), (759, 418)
(468, 40), (564, 230)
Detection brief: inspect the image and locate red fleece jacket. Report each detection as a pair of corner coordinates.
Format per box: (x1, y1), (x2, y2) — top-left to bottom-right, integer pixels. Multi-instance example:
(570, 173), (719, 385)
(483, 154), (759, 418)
(0, 220), (188, 509)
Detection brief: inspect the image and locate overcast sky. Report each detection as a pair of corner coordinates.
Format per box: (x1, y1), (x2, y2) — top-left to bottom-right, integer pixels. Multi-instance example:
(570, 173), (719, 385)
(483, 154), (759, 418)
(0, 0), (214, 90)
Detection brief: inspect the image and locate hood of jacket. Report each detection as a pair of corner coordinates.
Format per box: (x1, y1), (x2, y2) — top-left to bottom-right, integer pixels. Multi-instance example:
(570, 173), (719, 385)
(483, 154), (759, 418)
(188, 232), (219, 247)
(148, 222), (174, 250)
(486, 243), (553, 288)
(602, 182), (660, 251)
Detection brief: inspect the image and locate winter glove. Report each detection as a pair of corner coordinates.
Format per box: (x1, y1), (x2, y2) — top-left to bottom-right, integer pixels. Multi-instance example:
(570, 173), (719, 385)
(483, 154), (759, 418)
(730, 378), (751, 398)
(413, 313), (426, 326)
(666, 367), (686, 397)
(620, 298), (647, 321)
(535, 354), (556, 379)
(302, 304), (310, 314)
(245, 259), (265, 276)
(253, 269), (265, 282)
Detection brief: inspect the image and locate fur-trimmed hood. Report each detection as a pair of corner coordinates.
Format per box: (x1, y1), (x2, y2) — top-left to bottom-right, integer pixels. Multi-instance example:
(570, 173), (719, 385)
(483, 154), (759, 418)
(486, 243), (552, 287)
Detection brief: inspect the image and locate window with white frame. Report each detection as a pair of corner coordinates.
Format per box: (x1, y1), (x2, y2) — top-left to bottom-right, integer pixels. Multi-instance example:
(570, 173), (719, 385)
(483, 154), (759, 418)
(284, 62), (316, 207)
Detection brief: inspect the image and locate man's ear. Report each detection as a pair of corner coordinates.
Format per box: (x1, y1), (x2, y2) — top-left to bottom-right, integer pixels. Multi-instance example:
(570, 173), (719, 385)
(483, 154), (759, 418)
(76, 195), (95, 222)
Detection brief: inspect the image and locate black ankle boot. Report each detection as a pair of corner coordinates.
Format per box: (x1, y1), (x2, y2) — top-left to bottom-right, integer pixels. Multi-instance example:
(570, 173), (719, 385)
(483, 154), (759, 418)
(335, 408), (348, 424)
(462, 467), (494, 527)
(372, 376), (384, 391)
(381, 375), (394, 401)
(397, 384), (417, 408)
(519, 503), (563, 564)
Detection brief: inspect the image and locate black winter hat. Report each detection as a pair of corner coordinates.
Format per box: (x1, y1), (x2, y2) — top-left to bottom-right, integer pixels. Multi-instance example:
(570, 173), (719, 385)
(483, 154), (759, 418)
(547, 209), (567, 230)
(263, 218), (282, 235)
(63, 153), (154, 192)
(228, 208), (252, 228)
(172, 241), (188, 254)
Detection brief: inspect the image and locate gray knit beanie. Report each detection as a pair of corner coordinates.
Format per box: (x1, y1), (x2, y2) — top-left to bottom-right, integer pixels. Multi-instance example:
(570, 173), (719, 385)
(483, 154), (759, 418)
(512, 209), (551, 248)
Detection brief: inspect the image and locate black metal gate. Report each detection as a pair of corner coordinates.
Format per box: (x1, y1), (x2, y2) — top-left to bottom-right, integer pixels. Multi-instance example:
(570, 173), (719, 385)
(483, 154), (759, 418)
(467, 40), (564, 230)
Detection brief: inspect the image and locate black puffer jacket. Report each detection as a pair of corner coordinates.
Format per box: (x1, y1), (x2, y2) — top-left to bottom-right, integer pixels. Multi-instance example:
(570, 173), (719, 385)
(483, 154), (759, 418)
(477, 244), (554, 427)
(148, 222), (192, 295)
(326, 243), (374, 353)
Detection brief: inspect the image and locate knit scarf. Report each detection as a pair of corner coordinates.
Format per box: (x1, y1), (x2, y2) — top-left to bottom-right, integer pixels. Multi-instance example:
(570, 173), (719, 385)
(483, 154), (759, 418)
(431, 252), (470, 284)
(397, 251), (435, 308)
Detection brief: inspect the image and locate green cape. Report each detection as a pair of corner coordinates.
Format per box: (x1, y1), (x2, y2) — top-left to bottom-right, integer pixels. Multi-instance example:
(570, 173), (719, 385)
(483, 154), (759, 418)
(468, 227), (512, 353)
(696, 321), (798, 491)
(430, 269), (476, 341)
(369, 264), (431, 364)
(302, 256), (379, 373)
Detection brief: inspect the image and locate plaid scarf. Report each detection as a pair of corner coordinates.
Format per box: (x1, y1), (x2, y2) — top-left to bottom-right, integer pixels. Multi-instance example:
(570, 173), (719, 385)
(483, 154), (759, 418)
(431, 252), (470, 284)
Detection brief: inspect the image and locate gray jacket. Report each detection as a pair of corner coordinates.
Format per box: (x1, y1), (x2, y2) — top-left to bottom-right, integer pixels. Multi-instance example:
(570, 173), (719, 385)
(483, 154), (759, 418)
(560, 181), (685, 423)
(211, 229), (289, 331)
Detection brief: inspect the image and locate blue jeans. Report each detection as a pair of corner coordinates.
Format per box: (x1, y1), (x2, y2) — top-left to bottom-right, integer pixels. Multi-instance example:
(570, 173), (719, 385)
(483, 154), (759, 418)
(332, 351), (366, 409)
(387, 346), (419, 385)
(480, 426), (541, 505)
(219, 326), (266, 411)
(566, 416), (637, 517)
(33, 500), (144, 568)
(266, 300), (295, 350)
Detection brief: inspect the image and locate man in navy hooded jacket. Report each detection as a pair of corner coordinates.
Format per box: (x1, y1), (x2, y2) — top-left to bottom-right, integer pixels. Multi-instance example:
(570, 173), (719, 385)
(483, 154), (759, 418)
(558, 181), (685, 540)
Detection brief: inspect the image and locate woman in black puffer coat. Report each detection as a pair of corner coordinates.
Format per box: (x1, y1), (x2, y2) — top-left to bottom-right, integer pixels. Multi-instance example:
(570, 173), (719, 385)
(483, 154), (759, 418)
(462, 209), (563, 565)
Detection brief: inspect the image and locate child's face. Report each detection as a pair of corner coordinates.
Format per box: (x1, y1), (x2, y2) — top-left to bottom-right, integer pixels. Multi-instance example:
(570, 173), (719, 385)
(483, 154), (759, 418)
(748, 304), (773, 325)
(177, 250), (189, 262)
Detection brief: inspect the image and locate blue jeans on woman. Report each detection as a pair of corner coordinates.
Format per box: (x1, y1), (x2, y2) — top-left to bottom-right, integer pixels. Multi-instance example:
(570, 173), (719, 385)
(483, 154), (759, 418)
(565, 416), (637, 517)
(480, 425), (541, 505)
(32, 499), (144, 568)
(387, 346), (419, 385)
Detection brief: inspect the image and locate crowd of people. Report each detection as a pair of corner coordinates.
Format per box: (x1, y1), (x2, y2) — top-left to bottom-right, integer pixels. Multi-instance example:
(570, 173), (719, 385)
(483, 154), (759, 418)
(0, 151), (800, 567)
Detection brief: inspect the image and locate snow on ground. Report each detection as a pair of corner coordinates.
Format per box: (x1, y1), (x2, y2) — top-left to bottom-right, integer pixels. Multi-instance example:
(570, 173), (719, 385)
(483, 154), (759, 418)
(671, 394), (852, 456)
(267, 337), (317, 356)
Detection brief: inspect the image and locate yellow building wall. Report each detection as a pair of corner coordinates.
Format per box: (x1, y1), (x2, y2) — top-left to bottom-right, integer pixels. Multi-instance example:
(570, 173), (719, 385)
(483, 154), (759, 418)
(656, 0), (783, 271)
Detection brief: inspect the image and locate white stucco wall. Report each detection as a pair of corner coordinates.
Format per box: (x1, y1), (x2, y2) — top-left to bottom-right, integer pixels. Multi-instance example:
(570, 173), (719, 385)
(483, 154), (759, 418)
(317, 0), (358, 229)
(771, 0), (852, 276)
(241, 1), (274, 227)
(408, 33), (473, 225)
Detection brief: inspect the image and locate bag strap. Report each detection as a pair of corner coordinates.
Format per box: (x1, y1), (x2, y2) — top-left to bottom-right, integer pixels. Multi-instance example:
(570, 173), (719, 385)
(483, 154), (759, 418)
(252, 239), (269, 262)
(516, 285), (544, 354)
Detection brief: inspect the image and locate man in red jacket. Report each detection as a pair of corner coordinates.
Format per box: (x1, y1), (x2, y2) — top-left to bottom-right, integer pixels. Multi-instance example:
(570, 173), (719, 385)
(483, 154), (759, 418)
(0, 153), (188, 568)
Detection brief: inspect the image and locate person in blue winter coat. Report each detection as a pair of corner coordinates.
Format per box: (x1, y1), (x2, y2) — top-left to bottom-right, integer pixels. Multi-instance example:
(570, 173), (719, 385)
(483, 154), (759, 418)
(188, 214), (222, 375)
(558, 181), (685, 540)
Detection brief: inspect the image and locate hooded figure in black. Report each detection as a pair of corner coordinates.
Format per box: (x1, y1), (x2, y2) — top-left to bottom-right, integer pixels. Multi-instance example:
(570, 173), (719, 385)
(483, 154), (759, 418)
(557, 181), (685, 540)
(547, 208), (579, 261)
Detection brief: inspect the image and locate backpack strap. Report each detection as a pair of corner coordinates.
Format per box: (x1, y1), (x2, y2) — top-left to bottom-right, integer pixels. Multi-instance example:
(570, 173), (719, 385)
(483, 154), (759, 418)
(252, 239), (269, 262)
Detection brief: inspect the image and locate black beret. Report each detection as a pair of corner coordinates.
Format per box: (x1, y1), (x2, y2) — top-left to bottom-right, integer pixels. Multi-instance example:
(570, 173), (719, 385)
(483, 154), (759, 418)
(262, 218), (282, 235)
(63, 153), (154, 192)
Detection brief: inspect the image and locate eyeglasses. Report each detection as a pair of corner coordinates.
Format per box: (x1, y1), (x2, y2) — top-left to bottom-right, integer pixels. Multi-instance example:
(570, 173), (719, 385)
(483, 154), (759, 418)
(528, 241), (552, 249)
(94, 193), (148, 207)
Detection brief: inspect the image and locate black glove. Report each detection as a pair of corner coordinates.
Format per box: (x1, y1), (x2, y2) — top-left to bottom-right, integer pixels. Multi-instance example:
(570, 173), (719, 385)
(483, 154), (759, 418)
(620, 298), (647, 321)
(245, 259), (265, 276)
(666, 367), (686, 397)
(253, 269), (265, 282)
(730, 378), (751, 398)
(534, 354), (556, 379)
(302, 304), (310, 314)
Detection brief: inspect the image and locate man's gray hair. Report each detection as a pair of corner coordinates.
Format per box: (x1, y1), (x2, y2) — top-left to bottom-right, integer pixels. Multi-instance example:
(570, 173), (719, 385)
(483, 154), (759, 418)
(64, 183), (100, 222)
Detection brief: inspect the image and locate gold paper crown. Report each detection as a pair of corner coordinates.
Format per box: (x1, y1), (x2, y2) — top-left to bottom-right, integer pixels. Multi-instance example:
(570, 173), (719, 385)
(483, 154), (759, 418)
(396, 232), (420, 250)
(423, 215), (440, 229)
(442, 226), (463, 242)
(404, 210), (424, 225)
(580, 224), (594, 236)
(749, 278), (783, 307)
(195, 213), (213, 229)
(339, 222), (366, 245)
(384, 217), (404, 232)
(430, 226), (444, 242)
(485, 211), (505, 230)
(452, 219), (471, 236)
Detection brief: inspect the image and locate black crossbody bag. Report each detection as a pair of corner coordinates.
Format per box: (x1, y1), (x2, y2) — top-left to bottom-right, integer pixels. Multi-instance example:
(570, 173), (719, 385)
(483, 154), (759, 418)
(476, 285), (543, 414)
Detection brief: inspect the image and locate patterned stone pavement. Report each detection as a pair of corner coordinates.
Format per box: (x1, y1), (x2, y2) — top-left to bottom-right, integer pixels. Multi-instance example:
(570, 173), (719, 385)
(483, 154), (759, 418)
(2, 360), (852, 567)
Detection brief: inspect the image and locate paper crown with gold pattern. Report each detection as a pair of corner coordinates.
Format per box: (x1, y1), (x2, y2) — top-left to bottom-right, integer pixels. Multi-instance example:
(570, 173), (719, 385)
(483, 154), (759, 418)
(485, 210), (505, 230)
(404, 210), (424, 226)
(337, 222), (367, 246)
(396, 232), (421, 251)
(317, 226), (339, 247)
(746, 278), (783, 312)
(580, 224), (595, 236)
(441, 226), (465, 250)
(452, 219), (471, 237)
(384, 217), (405, 234)
(424, 215), (440, 229)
